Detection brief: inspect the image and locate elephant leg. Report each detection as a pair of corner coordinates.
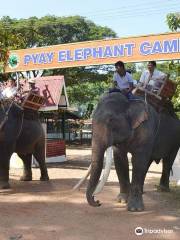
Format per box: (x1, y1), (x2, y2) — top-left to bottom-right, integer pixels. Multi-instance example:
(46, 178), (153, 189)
(142, 159), (153, 193)
(0, 143), (13, 189)
(33, 144), (49, 181)
(159, 158), (170, 192)
(19, 154), (32, 181)
(0, 158), (10, 189)
(159, 148), (178, 192)
(113, 145), (130, 203)
(128, 152), (151, 212)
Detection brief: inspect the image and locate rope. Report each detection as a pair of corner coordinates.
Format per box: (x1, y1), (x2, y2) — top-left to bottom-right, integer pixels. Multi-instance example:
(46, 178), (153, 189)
(0, 114), (8, 131)
(0, 100), (14, 131)
(16, 111), (24, 139)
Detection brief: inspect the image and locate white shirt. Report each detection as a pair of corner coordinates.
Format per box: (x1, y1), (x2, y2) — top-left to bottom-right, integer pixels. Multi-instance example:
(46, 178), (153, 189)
(2, 87), (17, 98)
(139, 69), (166, 87)
(113, 72), (133, 90)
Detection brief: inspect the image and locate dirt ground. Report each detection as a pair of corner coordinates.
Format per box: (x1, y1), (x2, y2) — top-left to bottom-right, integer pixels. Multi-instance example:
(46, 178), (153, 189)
(0, 145), (180, 240)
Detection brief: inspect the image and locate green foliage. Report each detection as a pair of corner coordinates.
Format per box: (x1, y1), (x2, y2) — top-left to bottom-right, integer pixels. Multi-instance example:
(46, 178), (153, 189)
(66, 78), (112, 118)
(132, 71), (141, 81)
(0, 15), (117, 80)
(166, 13), (180, 31)
(0, 16), (25, 73)
(126, 63), (136, 73)
(67, 79), (111, 106)
(172, 76), (180, 111)
(166, 12), (180, 113)
(156, 61), (176, 78)
(124, 62), (141, 81)
(0, 15), (116, 48)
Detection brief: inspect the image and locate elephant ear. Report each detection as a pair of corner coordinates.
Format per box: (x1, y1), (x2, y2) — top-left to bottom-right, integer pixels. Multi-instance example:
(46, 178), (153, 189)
(126, 102), (148, 129)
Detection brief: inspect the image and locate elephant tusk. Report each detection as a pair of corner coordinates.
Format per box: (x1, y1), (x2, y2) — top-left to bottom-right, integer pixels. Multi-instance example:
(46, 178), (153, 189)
(94, 147), (113, 195)
(73, 147), (113, 192)
(73, 164), (92, 190)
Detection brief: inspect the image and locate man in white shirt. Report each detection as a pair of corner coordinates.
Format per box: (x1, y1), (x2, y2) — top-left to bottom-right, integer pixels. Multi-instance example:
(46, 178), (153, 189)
(112, 61), (134, 99)
(139, 61), (166, 91)
(2, 79), (17, 99)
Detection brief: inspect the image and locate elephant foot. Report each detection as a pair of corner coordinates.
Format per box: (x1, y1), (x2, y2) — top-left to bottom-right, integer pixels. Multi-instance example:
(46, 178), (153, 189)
(127, 198), (144, 212)
(40, 174), (49, 181)
(157, 184), (170, 192)
(117, 193), (128, 203)
(127, 190), (144, 212)
(86, 192), (101, 207)
(0, 181), (10, 189)
(20, 175), (32, 181)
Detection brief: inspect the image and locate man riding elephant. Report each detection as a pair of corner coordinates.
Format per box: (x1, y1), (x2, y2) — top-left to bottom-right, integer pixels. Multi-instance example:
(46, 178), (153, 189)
(110, 61), (135, 99)
(0, 99), (49, 189)
(136, 61), (176, 116)
(138, 61), (166, 91)
(83, 90), (180, 212)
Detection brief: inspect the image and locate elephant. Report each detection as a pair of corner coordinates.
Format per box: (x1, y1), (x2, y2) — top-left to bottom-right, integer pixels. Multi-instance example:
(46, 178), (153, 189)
(86, 92), (180, 211)
(0, 100), (49, 189)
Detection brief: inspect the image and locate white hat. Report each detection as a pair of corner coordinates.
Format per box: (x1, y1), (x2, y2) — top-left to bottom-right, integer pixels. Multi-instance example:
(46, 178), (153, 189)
(28, 78), (36, 84)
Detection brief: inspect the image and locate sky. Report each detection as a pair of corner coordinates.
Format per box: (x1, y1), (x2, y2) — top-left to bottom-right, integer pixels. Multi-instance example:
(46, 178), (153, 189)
(0, 0), (179, 37)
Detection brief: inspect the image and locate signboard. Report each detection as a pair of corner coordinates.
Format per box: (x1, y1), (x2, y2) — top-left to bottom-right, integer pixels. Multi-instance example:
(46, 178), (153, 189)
(5, 32), (180, 72)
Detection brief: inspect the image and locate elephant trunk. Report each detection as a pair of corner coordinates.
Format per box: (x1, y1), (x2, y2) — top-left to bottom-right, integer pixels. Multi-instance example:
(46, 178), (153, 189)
(86, 144), (105, 207)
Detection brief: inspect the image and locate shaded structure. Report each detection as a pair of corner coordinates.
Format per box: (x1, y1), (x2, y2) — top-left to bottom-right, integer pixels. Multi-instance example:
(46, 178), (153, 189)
(35, 76), (80, 162)
(11, 75), (80, 167)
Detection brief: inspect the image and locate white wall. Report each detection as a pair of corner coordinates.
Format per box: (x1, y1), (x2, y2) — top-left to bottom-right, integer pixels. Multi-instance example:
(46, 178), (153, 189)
(170, 148), (180, 185)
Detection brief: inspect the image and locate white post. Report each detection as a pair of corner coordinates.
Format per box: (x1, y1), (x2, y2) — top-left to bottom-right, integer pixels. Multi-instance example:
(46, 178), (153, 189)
(16, 72), (19, 89)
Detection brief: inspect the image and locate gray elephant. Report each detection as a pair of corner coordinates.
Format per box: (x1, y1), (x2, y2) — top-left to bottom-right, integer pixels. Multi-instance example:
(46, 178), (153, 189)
(86, 92), (180, 211)
(0, 100), (49, 189)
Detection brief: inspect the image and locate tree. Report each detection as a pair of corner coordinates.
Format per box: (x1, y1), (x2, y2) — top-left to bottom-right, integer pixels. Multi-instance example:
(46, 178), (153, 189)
(166, 12), (180, 113)
(66, 76), (111, 114)
(0, 15), (117, 79)
(0, 16), (25, 76)
(0, 15), (116, 48)
(166, 13), (180, 31)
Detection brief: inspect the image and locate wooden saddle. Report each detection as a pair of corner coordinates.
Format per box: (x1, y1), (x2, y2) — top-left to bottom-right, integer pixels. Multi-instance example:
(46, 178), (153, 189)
(134, 78), (177, 112)
(21, 92), (45, 111)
